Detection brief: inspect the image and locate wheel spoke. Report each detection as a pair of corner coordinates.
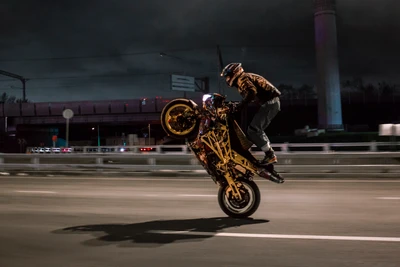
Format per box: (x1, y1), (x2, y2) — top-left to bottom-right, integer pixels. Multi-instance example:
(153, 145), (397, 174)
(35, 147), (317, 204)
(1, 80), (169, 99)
(223, 181), (254, 214)
(163, 103), (196, 136)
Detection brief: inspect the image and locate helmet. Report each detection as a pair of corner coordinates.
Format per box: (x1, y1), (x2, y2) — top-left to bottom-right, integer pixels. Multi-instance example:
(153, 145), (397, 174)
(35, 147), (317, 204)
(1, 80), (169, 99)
(220, 63), (244, 87)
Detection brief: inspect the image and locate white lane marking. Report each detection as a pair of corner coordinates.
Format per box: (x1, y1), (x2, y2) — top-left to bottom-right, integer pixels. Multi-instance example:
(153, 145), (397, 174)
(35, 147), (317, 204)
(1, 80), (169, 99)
(376, 197), (400, 200)
(178, 194), (215, 197)
(142, 194), (214, 198)
(1, 176), (400, 183)
(15, 190), (57, 194)
(149, 230), (400, 242)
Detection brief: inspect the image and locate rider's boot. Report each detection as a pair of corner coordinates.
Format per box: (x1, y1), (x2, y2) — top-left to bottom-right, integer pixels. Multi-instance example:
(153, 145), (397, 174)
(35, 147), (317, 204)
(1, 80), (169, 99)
(258, 169), (284, 184)
(259, 148), (277, 166)
(258, 165), (284, 184)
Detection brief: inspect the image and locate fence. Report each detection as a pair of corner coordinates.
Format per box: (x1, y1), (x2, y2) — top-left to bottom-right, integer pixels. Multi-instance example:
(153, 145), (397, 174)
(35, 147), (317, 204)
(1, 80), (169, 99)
(25, 141), (400, 155)
(1, 151), (399, 177)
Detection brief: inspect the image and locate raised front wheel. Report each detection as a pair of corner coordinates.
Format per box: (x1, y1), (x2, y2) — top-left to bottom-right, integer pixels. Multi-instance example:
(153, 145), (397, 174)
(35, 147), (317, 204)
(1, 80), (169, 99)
(160, 99), (199, 139)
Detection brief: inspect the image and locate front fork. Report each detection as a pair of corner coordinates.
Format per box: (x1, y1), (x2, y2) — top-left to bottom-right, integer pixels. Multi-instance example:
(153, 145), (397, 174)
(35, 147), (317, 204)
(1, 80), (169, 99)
(222, 151), (262, 201)
(223, 171), (243, 201)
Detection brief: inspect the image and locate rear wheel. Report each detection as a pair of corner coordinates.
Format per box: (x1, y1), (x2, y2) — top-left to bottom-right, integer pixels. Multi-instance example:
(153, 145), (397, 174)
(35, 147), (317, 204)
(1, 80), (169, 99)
(160, 99), (200, 139)
(218, 178), (261, 218)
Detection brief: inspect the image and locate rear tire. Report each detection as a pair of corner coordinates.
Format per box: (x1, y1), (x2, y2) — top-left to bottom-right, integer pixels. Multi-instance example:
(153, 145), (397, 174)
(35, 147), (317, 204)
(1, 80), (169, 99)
(218, 178), (261, 218)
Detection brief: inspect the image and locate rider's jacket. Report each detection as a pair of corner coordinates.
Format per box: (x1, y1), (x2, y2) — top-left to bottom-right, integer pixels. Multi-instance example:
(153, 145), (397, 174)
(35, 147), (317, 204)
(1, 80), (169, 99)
(235, 72), (281, 105)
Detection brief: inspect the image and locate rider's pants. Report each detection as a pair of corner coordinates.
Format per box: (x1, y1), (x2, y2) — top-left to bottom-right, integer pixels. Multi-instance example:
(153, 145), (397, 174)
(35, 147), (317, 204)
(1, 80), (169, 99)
(247, 98), (280, 151)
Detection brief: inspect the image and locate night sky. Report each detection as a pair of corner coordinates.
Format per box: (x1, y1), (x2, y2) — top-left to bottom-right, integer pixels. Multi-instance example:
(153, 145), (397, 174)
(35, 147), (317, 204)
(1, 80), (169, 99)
(0, 0), (399, 103)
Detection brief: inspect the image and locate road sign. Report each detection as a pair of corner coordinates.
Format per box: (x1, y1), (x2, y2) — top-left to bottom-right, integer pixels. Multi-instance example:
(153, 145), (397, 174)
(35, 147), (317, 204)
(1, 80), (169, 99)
(171, 75), (195, 92)
(63, 109), (74, 119)
(63, 109), (74, 147)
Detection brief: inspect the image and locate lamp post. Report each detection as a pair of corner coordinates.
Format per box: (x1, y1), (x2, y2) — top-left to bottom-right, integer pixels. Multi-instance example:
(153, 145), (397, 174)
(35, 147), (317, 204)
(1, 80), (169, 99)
(148, 124), (151, 146)
(92, 126), (100, 146)
(62, 109), (74, 147)
(97, 125), (100, 147)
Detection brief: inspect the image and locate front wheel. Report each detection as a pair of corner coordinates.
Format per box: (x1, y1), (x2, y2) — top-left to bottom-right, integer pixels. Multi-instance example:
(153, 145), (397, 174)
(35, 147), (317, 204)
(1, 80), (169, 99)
(218, 178), (261, 218)
(160, 99), (200, 139)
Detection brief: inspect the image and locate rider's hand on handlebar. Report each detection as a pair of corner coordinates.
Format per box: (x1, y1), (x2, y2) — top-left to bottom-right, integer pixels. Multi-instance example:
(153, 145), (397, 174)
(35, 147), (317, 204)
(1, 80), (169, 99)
(231, 102), (243, 114)
(227, 102), (236, 113)
(228, 101), (243, 114)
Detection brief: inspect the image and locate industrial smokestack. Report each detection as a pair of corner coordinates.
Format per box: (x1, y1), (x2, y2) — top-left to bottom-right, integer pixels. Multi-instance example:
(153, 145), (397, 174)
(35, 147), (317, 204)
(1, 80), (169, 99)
(314, 0), (343, 130)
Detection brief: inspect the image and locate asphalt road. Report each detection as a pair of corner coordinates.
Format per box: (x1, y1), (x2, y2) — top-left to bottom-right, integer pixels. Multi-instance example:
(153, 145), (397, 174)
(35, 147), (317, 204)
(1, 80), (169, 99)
(0, 175), (399, 267)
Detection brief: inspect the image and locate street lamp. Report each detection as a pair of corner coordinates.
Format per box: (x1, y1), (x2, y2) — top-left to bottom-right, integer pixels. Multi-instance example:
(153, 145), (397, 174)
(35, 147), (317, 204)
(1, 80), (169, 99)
(91, 126), (100, 146)
(148, 124), (151, 146)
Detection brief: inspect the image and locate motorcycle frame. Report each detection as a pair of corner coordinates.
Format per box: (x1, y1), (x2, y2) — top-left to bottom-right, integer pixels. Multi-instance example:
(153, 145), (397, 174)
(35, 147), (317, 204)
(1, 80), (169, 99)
(196, 116), (259, 201)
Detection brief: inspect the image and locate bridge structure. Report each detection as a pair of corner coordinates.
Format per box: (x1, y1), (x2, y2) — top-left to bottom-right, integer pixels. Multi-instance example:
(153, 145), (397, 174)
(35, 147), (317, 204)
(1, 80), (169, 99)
(0, 97), (195, 130)
(0, 96), (209, 152)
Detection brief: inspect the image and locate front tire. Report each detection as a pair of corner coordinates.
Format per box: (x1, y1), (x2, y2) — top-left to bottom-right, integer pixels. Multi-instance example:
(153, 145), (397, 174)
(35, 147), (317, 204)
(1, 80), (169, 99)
(218, 178), (261, 218)
(160, 99), (199, 139)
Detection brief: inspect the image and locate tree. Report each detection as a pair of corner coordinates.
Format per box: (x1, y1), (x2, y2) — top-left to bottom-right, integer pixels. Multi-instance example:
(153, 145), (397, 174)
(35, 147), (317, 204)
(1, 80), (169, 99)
(298, 84), (316, 99)
(378, 81), (395, 95)
(277, 84), (296, 100)
(341, 77), (400, 104)
(341, 77), (363, 92)
(0, 92), (29, 103)
(277, 83), (316, 101)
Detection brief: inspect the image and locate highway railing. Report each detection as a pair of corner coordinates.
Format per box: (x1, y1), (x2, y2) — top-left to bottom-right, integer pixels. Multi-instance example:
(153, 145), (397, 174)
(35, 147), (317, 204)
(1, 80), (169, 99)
(1, 152), (400, 175)
(25, 141), (400, 155)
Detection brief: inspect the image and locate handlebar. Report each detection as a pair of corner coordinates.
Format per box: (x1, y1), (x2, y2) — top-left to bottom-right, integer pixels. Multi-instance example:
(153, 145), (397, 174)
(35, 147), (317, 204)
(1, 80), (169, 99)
(226, 101), (241, 114)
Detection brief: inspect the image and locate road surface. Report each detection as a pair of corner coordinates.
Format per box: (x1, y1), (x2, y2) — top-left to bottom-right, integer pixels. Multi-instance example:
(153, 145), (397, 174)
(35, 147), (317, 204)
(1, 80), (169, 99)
(0, 175), (399, 267)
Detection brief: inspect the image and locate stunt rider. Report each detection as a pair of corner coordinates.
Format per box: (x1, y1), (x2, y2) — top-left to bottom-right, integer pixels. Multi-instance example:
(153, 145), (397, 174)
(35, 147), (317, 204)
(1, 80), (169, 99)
(220, 63), (281, 166)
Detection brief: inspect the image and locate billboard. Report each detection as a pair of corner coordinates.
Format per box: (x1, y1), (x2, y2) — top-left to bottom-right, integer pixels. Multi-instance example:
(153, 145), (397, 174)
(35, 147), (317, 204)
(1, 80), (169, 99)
(171, 75), (195, 92)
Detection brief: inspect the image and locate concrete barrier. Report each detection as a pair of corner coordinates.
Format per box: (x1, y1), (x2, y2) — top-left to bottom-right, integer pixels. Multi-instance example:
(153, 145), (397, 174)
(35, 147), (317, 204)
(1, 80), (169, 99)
(26, 141), (400, 154)
(0, 152), (399, 177)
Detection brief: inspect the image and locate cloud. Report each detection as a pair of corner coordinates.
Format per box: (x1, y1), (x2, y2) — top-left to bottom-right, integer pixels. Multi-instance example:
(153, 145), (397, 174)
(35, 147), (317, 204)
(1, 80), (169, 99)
(0, 0), (399, 102)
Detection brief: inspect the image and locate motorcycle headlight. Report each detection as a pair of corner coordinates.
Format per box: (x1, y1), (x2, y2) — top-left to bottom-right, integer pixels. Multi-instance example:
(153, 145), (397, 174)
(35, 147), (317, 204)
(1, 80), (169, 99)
(202, 94), (214, 111)
(202, 93), (226, 112)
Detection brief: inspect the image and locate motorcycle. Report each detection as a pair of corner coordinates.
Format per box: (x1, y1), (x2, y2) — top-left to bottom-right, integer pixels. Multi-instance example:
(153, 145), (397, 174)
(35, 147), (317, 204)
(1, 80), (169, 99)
(160, 93), (284, 218)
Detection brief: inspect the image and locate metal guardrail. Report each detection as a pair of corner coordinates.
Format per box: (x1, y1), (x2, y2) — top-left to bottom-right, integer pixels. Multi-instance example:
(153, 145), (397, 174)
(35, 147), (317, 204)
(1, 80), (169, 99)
(1, 152), (400, 174)
(25, 141), (400, 155)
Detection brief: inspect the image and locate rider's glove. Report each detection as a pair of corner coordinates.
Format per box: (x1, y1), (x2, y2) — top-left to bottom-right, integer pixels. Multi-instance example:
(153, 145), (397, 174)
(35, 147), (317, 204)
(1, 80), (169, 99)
(231, 101), (245, 115)
(227, 101), (246, 115)
(235, 102), (245, 113)
(227, 102), (239, 114)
